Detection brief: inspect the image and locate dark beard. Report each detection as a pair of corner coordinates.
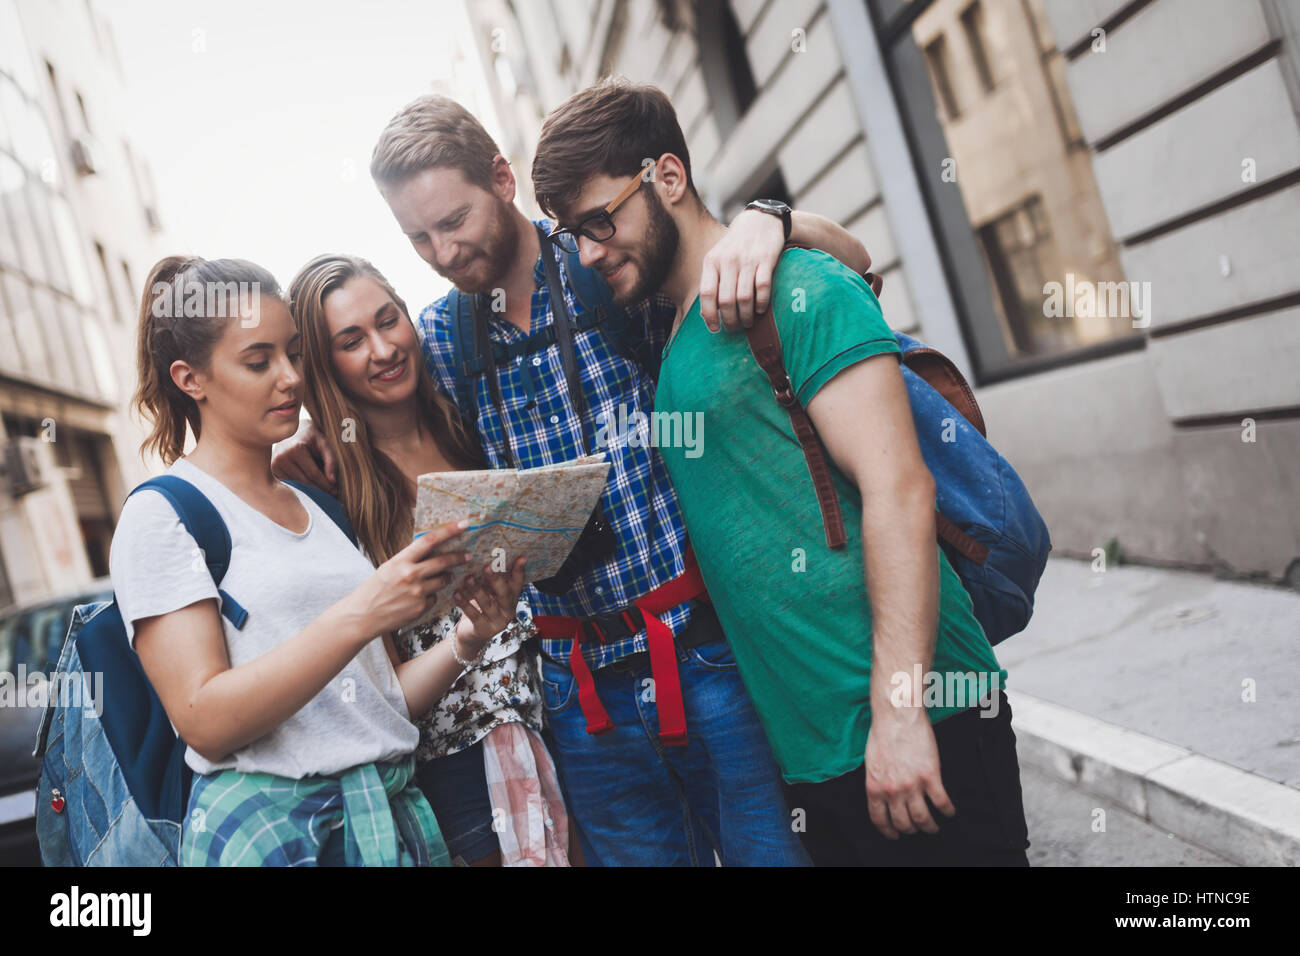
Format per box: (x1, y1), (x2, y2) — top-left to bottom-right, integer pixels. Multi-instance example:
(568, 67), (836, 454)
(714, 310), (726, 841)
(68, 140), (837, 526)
(616, 187), (679, 305)
(444, 199), (519, 295)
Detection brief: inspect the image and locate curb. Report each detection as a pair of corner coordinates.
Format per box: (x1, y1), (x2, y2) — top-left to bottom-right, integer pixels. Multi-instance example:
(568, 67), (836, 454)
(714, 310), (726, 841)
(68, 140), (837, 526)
(1008, 690), (1300, 867)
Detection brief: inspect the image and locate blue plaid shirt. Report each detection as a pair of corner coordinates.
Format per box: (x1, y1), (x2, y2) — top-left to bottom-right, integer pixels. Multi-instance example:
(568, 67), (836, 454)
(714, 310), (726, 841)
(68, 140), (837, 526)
(418, 220), (693, 671)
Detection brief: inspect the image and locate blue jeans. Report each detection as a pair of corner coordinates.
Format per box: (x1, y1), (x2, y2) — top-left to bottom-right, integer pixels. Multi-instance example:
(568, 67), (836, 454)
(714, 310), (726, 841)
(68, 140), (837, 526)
(541, 625), (809, 867)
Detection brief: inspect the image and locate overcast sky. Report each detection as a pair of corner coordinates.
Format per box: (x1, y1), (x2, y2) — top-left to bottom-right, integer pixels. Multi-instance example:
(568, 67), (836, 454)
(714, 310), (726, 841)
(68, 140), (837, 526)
(106, 0), (497, 313)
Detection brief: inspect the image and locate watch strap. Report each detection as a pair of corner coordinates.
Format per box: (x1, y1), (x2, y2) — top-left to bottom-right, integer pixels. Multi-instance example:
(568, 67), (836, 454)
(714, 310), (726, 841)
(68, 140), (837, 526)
(747, 199), (792, 241)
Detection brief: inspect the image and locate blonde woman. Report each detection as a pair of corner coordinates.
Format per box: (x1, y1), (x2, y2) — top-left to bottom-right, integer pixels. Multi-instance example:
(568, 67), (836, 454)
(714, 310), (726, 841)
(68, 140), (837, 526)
(283, 253), (569, 867)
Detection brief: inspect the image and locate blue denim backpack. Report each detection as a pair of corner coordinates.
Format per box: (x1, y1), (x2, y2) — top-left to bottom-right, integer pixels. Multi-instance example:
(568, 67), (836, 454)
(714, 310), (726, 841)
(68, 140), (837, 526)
(32, 475), (356, 866)
(745, 316), (1051, 645)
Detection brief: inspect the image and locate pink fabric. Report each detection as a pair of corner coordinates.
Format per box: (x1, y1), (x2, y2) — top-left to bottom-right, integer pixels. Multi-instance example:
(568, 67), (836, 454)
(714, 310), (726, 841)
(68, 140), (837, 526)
(481, 722), (570, 867)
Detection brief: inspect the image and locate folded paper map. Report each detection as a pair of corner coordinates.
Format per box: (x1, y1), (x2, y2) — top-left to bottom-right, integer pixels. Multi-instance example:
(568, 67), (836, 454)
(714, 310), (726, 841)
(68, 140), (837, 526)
(412, 454), (612, 601)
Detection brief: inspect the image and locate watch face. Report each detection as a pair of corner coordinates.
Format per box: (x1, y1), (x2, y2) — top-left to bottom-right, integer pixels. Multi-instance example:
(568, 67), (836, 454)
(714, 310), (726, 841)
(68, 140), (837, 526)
(749, 200), (792, 239)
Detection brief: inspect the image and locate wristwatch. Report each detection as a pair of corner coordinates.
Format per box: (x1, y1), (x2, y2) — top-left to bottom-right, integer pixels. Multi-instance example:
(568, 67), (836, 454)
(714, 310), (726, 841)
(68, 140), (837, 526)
(745, 199), (793, 241)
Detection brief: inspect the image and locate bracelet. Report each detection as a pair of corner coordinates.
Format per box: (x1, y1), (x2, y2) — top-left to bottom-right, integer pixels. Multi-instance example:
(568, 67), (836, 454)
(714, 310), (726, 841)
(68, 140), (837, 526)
(450, 633), (486, 669)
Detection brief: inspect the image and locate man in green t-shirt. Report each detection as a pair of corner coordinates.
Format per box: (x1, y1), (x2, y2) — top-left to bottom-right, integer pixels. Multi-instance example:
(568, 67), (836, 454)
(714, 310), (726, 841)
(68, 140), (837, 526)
(533, 80), (1030, 865)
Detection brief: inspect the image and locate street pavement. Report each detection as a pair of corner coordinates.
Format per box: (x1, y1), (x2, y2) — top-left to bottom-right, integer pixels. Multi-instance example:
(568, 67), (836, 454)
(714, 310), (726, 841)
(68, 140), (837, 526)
(1021, 762), (1233, 866)
(1002, 556), (1300, 865)
(1000, 557), (1299, 788)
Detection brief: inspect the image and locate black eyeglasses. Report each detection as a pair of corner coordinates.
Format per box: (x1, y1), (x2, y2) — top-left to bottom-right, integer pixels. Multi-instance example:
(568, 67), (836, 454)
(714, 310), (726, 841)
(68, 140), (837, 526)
(547, 161), (656, 254)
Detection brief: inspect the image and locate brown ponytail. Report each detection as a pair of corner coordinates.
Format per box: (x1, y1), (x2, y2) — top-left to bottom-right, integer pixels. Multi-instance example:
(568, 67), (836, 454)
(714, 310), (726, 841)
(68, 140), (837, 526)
(133, 255), (283, 463)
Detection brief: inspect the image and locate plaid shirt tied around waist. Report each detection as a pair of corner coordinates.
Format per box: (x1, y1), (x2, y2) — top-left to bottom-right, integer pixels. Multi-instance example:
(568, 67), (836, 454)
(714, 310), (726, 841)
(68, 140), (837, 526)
(181, 757), (449, 867)
(419, 220), (694, 671)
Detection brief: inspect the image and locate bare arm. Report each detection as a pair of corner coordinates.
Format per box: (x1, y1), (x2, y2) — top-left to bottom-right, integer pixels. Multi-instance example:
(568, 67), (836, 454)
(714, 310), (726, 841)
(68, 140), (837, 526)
(805, 352), (956, 839)
(135, 520), (469, 763)
(701, 209), (874, 331)
(788, 210), (871, 275)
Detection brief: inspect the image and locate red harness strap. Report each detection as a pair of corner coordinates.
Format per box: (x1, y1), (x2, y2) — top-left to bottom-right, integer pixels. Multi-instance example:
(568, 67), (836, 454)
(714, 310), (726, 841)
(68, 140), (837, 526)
(533, 556), (707, 747)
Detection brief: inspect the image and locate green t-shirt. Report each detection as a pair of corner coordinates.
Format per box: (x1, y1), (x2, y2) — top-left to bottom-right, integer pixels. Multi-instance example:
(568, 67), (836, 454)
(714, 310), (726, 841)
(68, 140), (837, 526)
(655, 248), (1006, 784)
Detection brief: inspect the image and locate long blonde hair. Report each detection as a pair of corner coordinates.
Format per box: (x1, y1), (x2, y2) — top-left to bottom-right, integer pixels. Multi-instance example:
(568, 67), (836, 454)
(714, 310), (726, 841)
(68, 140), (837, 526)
(289, 254), (482, 562)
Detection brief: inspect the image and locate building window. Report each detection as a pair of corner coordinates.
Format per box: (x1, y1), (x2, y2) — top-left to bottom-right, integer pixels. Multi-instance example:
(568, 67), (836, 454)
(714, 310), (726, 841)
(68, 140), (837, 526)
(57, 296), (95, 388)
(599, 0), (628, 78)
(27, 185), (69, 289)
(978, 196), (1068, 357)
(6, 180), (49, 284)
(120, 258), (135, 308)
(29, 281), (75, 384)
(121, 139), (160, 229)
(49, 194), (93, 302)
(960, 2), (996, 93)
(93, 239), (122, 324)
(1024, 0), (1085, 150)
(697, 0), (759, 140)
(44, 60), (70, 140)
(1, 269), (50, 377)
(0, 150), (22, 270)
(696, 0), (787, 216)
(923, 34), (960, 120)
(2, 415), (116, 578)
(74, 90), (92, 135)
(0, 266), (23, 374)
(872, 0), (1135, 379)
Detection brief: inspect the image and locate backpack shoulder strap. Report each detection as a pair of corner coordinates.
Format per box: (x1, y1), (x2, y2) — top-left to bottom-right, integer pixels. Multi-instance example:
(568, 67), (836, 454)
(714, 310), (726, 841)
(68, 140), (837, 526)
(284, 480), (358, 547)
(894, 332), (987, 437)
(745, 318), (990, 563)
(743, 312), (847, 550)
(128, 475), (248, 629)
(445, 289), (485, 447)
(456, 286), (521, 468)
(564, 247), (617, 326)
(539, 231), (595, 454)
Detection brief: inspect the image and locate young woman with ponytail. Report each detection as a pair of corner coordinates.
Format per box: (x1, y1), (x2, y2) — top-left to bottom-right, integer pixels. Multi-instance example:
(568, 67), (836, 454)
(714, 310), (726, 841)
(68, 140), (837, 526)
(282, 254), (569, 867)
(111, 255), (524, 866)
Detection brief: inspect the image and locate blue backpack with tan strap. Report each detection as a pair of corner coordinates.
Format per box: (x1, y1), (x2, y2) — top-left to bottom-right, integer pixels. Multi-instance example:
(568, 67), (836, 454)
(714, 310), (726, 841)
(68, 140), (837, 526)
(745, 311), (1052, 645)
(33, 475), (356, 866)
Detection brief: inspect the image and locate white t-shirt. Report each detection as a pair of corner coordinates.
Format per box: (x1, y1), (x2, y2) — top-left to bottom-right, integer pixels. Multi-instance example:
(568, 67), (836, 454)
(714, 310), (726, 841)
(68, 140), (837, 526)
(108, 458), (418, 779)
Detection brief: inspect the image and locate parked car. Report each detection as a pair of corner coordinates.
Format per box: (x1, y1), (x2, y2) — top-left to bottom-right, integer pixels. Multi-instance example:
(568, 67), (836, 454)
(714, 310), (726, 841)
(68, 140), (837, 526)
(0, 581), (112, 866)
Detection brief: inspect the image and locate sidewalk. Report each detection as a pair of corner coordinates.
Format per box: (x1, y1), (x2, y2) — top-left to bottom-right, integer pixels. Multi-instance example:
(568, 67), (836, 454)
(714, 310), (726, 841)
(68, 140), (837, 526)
(1000, 556), (1300, 866)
